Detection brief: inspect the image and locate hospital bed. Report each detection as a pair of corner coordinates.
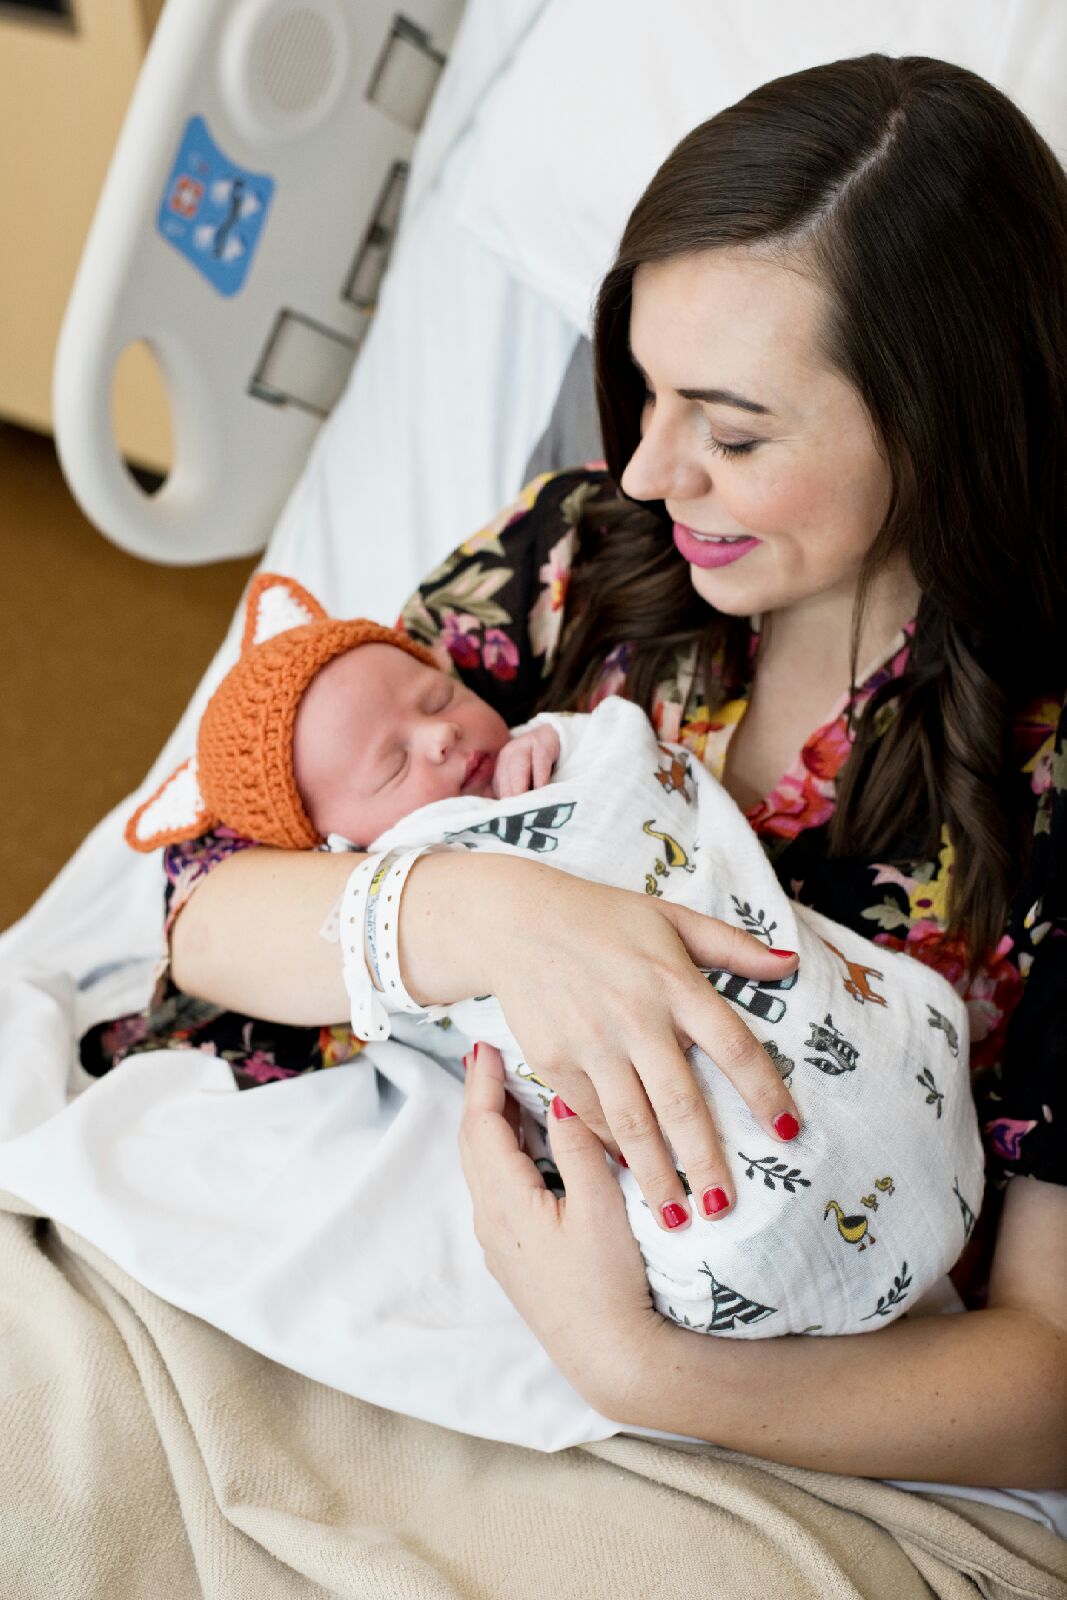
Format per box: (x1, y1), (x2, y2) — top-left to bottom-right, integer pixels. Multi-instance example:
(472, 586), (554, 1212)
(2, 1), (1067, 1589)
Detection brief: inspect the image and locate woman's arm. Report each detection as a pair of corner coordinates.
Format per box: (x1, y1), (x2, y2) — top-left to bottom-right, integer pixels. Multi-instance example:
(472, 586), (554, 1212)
(169, 845), (512, 1025)
(612, 1174), (1067, 1488)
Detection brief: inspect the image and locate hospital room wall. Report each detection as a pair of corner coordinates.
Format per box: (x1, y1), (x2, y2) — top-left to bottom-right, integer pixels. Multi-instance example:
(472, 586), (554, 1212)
(0, 423), (256, 932)
(0, 0), (254, 932)
(0, 0), (171, 467)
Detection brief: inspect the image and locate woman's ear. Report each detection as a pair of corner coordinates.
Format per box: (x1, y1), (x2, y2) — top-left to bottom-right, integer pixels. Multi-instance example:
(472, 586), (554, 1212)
(239, 572), (330, 656)
(124, 757), (217, 852)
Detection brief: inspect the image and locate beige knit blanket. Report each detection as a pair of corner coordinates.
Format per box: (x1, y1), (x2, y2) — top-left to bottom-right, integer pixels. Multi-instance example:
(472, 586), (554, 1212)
(1, 1190), (1063, 1600)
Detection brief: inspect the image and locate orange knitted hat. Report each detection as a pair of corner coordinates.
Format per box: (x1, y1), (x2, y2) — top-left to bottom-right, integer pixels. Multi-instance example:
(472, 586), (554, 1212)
(125, 573), (438, 852)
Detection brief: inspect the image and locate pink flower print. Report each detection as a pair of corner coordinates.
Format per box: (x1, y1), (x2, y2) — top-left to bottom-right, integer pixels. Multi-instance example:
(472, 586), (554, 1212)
(1027, 739), (1054, 797)
(528, 530), (576, 662)
(801, 717), (852, 782)
(984, 1117), (1038, 1163)
(101, 1010), (152, 1059)
(237, 1050), (292, 1085)
(483, 628), (519, 681)
(751, 767), (835, 839)
(441, 610), (482, 672)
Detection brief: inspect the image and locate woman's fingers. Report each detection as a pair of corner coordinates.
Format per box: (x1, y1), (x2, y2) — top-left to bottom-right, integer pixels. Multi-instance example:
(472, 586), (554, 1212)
(674, 967), (804, 1141)
(458, 1043), (545, 1204)
(594, 1047), (732, 1231)
(660, 905), (799, 982)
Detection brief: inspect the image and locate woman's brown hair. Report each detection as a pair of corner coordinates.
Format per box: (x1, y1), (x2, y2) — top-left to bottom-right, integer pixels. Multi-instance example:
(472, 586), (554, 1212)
(543, 53), (1067, 965)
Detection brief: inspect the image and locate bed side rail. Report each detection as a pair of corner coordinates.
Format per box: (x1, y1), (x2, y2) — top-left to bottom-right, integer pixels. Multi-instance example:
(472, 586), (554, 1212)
(53, 0), (464, 564)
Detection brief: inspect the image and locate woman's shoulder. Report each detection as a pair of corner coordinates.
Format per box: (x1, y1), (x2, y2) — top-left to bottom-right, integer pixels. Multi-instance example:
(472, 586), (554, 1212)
(396, 467), (615, 725)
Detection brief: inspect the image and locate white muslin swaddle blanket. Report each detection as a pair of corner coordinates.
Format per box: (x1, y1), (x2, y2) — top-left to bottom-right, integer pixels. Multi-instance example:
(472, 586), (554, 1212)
(367, 696), (983, 1340)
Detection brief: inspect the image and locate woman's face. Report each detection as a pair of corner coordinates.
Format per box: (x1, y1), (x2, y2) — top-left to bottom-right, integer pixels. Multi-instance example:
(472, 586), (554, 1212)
(620, 249), (899, 624)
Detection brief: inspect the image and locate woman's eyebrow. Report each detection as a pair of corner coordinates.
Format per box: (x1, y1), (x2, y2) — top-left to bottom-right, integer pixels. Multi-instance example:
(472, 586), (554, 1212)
(630, 351), (773, 416)
(674, 384), (772, 415)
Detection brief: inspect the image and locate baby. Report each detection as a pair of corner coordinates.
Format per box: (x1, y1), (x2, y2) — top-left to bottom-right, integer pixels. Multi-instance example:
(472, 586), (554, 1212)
(129, 574), (984, 1340)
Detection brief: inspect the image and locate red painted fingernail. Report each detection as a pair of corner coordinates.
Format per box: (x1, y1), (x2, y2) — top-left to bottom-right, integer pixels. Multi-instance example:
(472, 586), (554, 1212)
(768, 948), (797, 959)
(617, 1154), (628, 1168)
(774, 1112), (800, 1140)
(702, 1186), (730, 1216)
(551, 1096), (575, 1120)
(462, 1054), (472, 1072)
(473, 1043), (483, 1063)
(661, 1202), (688, 1229)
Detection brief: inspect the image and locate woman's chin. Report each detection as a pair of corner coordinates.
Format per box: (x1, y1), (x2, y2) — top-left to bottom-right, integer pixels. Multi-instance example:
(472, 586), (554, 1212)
(690, 571), (763, 616)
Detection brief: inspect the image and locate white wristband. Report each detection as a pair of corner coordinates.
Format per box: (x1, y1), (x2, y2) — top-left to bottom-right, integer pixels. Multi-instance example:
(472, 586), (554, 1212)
(338, 844), (449, 1041)
(369, 846), (445, 1015)
(339, 854), (393, 1041)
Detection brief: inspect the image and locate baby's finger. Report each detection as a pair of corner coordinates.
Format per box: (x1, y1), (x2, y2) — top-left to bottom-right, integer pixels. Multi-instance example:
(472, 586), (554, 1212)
(493, 748), (530, 800)
(531, 740), (555, 788)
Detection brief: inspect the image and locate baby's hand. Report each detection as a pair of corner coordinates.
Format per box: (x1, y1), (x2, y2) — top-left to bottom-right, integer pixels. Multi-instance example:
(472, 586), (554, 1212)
(491, 723), (561, 799)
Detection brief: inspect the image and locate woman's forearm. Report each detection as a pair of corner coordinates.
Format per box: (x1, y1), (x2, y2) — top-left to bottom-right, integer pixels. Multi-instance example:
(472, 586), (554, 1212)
(170, 845), (514, 1024)
(613, 1304), (1067, 1489)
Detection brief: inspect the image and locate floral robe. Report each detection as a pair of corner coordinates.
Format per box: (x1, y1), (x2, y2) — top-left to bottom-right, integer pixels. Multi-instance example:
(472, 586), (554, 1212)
(82, 470), (1066, 1299)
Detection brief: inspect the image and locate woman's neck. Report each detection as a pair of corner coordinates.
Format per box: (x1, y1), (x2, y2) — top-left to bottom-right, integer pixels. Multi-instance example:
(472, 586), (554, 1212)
(753, 562), (920, 690)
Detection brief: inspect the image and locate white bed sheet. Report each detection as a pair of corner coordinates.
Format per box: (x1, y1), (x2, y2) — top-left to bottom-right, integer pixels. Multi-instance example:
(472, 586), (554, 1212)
(455, 0), (1067, 336)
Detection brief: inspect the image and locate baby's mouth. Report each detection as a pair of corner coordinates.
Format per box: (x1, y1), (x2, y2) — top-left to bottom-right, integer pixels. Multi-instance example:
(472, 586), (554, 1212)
(461, 751), (492, 791)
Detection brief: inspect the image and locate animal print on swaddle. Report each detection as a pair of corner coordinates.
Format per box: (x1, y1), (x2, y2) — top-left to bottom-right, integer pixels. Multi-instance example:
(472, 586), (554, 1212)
(370, 696), (983, 1340)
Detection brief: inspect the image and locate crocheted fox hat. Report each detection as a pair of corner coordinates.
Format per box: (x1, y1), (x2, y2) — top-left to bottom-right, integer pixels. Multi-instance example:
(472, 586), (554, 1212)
(125, 573), (437, 852)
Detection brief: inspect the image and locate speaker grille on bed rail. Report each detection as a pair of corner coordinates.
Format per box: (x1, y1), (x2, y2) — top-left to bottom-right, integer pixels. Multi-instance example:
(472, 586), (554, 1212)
(257, 7), (336, 115)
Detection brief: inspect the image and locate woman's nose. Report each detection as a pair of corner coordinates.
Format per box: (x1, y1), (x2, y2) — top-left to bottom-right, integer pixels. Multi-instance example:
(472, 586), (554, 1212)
(620, 410), (711, 504)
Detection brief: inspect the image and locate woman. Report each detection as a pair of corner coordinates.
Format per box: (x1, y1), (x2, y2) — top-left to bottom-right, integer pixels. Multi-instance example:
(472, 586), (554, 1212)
(87, 55), (1066, 1491)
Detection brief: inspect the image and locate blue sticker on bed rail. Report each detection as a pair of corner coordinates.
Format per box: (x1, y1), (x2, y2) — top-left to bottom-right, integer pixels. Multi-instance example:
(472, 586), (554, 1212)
(156, 115), (274, 297)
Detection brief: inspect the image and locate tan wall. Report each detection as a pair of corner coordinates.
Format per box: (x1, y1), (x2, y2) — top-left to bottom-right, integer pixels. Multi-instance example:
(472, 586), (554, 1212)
(0, 0), (170, 467)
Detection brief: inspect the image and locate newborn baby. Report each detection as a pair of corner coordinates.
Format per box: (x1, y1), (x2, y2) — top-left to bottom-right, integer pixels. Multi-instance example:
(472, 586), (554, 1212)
(128, 574), (984, 1340)
(290, 629), (561, 842)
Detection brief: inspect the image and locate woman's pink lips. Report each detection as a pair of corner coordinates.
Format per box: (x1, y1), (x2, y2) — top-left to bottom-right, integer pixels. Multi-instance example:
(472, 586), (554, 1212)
(672, 522), (760, 569)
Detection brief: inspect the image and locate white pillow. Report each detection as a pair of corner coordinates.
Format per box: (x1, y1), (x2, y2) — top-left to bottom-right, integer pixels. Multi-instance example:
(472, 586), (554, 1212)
(456, 0), (1067, 334)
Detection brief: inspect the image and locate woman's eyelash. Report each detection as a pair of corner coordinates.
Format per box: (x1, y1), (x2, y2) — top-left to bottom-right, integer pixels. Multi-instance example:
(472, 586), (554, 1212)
(704, 432), (758, 459)
(641, 387), (756, 459)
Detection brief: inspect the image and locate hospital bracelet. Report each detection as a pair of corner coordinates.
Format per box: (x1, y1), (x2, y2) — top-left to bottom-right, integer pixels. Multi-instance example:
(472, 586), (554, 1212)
(338, 845), (448, 1041)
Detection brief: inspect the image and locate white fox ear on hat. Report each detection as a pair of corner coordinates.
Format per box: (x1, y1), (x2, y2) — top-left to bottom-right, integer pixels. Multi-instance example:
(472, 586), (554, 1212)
(240, 573), (329, 656)
(124, 757), (217, 853)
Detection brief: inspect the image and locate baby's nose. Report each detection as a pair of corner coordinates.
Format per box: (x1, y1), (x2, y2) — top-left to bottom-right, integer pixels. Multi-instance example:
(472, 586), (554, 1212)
(424, 720), (459, 762)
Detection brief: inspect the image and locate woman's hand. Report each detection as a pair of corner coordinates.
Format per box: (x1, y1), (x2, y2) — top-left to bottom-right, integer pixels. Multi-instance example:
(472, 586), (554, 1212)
(470, 857), (801, 1235)
(458, 1041), (667, 1414)
(398, 851), (801, 1233)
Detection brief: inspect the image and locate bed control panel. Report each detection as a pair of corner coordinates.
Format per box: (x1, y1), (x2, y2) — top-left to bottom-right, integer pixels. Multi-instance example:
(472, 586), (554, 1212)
(53, 0), (467, 564)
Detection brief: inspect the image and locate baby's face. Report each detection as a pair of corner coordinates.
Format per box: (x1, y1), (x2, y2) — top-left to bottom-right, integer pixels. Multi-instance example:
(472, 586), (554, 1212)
(292, 643), (511, 846)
